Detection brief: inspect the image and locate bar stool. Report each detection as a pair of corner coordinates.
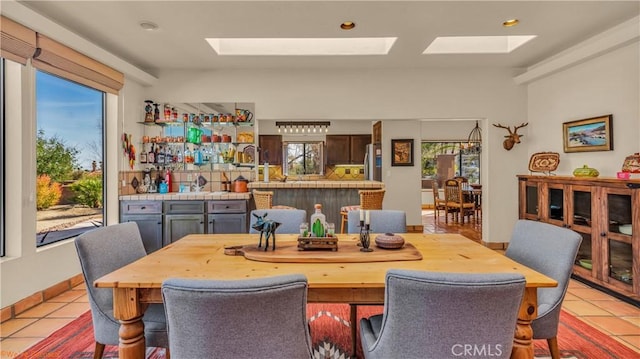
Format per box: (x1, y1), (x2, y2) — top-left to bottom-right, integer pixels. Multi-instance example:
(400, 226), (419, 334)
(252, 189), (295, 210)
(340, 189), (385, 233)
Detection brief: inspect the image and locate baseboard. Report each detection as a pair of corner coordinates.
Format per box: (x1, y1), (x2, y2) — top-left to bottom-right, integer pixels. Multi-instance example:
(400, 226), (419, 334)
(406, 225), (424, 233)
(1, 273), (84, 323)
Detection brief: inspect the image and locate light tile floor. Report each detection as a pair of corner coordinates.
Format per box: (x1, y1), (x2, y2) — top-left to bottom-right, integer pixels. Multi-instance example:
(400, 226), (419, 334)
(0, 212), (638, 358)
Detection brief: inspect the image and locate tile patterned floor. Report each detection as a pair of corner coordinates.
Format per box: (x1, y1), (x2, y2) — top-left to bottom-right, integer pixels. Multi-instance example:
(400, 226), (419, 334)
(0, 212), (637, 358)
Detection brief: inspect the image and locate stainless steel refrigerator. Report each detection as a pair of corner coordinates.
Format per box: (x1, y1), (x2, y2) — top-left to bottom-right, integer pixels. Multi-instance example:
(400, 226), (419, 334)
(364, 143), (382, 181)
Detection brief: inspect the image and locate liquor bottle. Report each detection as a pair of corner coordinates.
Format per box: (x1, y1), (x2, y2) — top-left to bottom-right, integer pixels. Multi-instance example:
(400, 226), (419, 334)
(176, 148), (183, 163)
(165, 147), (172, 165)
(147, 143), (155, 164)
(309, 204), (326, 237)
(157, 146), (165, 164)
(140, 149), (147, 164)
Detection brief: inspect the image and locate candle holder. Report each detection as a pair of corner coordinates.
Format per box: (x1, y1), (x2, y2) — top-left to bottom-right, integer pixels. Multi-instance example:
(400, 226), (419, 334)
(359, 222), (373, 252)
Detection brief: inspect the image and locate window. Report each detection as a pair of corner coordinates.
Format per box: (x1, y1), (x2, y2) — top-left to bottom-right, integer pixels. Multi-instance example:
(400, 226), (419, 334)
(35, 70), (105, 247)
(421, 141), (480, 185)
(283, 141), (324, 176)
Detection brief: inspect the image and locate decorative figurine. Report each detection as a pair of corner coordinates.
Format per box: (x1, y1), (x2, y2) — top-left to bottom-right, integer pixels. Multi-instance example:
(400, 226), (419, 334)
(360, 221), (373, 252)
(144, 100), (154, 122)
(251, 212), (281, 251)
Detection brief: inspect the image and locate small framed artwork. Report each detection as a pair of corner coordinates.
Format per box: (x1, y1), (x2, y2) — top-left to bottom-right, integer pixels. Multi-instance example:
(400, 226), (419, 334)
(563, 114), (613, 153)
(391, 139), (414, 166)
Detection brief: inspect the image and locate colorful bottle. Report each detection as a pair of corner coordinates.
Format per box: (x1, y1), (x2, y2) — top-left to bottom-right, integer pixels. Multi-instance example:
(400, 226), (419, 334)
(310, 204), (326, 237)
(147, 143), (155, 164)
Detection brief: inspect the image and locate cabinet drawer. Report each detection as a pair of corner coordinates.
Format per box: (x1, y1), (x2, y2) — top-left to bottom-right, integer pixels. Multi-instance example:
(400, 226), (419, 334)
(208, 200), (247, 214)
(121, 201), (162, 214)
(164, 201), (205, 214)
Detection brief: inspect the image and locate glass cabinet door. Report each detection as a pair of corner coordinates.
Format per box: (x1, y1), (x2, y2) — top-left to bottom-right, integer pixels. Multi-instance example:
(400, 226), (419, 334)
(545, 183), (565, 227)
(603, 189), (634, 289)
(519, 179), (539, 220)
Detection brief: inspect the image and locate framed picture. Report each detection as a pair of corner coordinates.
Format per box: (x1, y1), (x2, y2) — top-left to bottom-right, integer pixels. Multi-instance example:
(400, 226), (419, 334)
(391, 139), (414, 166)
(563, 115), (613, 153)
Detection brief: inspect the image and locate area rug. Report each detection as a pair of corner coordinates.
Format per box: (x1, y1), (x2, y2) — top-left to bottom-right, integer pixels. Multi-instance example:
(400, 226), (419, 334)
(16, 304), (637, 359)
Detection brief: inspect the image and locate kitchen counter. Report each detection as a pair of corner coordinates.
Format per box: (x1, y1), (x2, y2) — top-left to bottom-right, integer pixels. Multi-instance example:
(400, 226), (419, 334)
(119, 191), (251, 201)
(248, 180), (384, 189)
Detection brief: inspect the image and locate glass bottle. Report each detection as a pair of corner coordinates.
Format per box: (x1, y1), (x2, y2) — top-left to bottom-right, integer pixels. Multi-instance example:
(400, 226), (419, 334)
(147, 143), (155, 164)
(309, 204), (326, 237)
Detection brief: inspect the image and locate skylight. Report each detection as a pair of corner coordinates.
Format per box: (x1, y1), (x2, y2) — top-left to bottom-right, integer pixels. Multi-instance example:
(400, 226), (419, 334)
(423, 35), (536, 54)
(206, 38), (397, 56)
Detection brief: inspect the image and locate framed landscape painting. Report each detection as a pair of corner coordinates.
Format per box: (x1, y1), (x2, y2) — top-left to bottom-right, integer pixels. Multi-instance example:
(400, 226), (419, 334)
(391, 139), (414, 166)
(563, 115), (613, 153)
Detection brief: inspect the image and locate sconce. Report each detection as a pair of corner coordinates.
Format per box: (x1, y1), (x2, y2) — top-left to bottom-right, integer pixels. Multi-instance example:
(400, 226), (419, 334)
(276, 121), (330, 134)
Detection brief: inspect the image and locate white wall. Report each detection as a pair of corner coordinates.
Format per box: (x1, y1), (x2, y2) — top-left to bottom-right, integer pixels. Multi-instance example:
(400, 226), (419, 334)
(527, 42), (640, 174)
(145, 68), (527, 237)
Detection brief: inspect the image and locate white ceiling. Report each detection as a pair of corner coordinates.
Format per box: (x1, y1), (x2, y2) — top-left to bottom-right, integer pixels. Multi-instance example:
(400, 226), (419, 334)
(13, 1), (640, 77)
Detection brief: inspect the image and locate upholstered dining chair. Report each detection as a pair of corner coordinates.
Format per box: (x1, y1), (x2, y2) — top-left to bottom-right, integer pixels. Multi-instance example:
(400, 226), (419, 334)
(346, 209), (406, 234)
(431, 181), (447, 222)
(340, 189), (385, 233)
(74, 222), (169, 359)
(443, 179), (475, 223)
(252, 189), (295, 209)
(161, 274), (313, 359)
(249, 209), (306, 234)
(360, 270), (526, 359)
(505, 220), (582, 359)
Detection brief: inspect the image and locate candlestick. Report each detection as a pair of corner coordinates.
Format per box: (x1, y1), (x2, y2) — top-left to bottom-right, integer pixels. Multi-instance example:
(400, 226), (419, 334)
(359, 223), (373, 252)
(360, 209), (364, 221)
(365, 210), (370, 225)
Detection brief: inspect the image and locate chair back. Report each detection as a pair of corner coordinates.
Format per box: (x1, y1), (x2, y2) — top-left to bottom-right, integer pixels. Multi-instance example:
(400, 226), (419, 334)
(347, 210), (406, 234)
(162, 274), (313, 359)
(252, 189), (273, 209)
(444, 179), (462, 203)
(453, 176), (469, 183)
(505, 220), (582, 338)
(359, 189), (385, 210)
(432, 181), (443, 202)
(361, 270), (525, 359)
(75, 222), (168, 347)
(249, 209), (306, 234)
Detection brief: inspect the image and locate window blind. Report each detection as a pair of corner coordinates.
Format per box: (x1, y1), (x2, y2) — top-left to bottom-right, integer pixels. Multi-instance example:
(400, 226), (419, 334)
(33, 34), (124, 94)
(0, 16), (37, 65)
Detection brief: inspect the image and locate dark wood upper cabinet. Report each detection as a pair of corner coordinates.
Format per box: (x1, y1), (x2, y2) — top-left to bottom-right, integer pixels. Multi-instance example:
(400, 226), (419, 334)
(350, 135), (371, 164)
(258, 135), (282, 165)
(326, 134), (371, 164)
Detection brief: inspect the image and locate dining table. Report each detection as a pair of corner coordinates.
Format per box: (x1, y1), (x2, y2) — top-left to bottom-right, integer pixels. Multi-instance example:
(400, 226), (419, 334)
(94, 233), (556, 359)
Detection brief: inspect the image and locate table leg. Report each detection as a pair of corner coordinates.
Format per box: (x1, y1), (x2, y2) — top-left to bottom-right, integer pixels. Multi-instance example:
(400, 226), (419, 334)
(113, 288), (146, 359)
(350, 304), (357, 357)
(511, 287), (537, 359)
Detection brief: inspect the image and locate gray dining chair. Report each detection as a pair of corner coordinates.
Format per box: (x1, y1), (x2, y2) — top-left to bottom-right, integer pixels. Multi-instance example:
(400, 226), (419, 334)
(346, 209), (406, 234)
(74, 222), (169, 359)
(505, 220), (582, 359)
(360, 270), (526, 359)
(249, 209), (306, 234)
(161, 274), (313, 359)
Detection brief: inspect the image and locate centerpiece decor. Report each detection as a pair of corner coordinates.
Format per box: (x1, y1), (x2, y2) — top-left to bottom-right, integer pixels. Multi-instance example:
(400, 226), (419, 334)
(251, 212), (281, 251)
(359, 210), (373, 252)
(298, 203), (338, 251)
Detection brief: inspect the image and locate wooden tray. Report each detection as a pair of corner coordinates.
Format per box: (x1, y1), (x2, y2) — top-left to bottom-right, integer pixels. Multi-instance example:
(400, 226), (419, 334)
(297, 236), (338, 251)
(224, 240), (422, 263)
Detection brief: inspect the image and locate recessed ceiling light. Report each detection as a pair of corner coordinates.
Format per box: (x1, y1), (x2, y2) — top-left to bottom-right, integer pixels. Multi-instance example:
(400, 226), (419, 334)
(423, 35), (536, 54)
(341, 21), (356, 30)
(503, 19), (520, 27)
(139, 21), (159, 31)
(206, 37), (397, 56)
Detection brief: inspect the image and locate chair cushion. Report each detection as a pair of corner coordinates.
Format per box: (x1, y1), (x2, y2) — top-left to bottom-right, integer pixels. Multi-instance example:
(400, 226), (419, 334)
(273, 205), (296, 210)
(340, 205), (361, 213)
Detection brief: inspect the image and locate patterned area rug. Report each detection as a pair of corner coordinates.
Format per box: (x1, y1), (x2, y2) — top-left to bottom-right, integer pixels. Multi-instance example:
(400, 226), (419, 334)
(16, 304), (637, 359)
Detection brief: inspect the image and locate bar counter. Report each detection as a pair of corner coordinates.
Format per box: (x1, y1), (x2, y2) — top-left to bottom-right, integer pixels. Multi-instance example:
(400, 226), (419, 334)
(249, 180), (385, 225)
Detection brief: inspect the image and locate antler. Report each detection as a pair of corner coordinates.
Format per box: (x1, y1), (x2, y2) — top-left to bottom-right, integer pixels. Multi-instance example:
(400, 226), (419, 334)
(513, 122), (529, 132)
(493, 123), (513, 134)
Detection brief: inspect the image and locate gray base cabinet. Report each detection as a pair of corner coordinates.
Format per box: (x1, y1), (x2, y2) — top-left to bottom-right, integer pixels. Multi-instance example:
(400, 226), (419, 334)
(120, 201), (163, 254)
(207, 214), (247, 234)
(164, 214), (205, 246)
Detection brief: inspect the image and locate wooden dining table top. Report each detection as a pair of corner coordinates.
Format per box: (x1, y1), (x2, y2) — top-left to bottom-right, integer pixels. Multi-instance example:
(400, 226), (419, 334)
(95, 233), (555, 291)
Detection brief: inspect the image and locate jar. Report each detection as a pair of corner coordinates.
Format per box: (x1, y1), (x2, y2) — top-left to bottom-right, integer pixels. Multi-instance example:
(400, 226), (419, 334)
(573, 165), (599, 177)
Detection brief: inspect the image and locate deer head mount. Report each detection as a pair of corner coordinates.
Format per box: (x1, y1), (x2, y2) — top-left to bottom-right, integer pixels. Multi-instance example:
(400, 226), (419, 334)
(493, 122), (529, 150)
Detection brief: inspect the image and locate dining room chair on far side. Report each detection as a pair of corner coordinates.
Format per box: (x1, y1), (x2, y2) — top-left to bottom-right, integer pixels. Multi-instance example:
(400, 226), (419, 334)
(161, 274), (313, 359)
(340, 188), (385, 233)
(360, 270), (526, 359)
(346, 209), (406, 234)
(505, 220), (582, 359)
(74, 222), (170, 359)
(443, 179), (475, 224)
(431, 181), (447, 222)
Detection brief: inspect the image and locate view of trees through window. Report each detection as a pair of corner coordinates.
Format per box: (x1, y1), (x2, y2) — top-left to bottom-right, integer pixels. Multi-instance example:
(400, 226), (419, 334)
(35, 70), (105, 247)
(421, 142), (480, 185)
(284, 142), (323, 176)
